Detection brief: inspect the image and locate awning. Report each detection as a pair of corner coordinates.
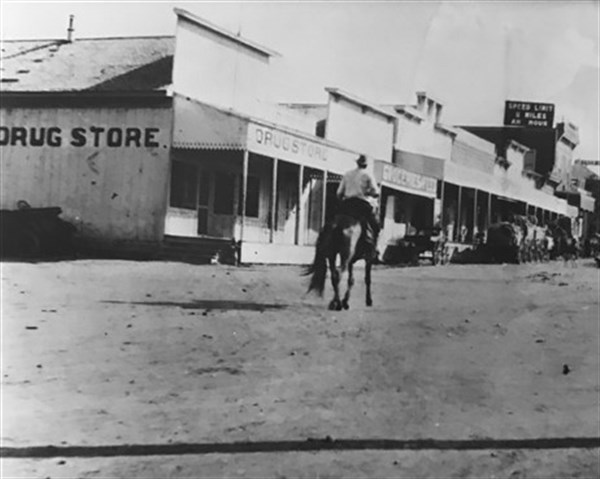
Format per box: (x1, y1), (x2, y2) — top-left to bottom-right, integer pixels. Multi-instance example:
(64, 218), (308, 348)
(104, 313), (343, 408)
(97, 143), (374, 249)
(246, 122), (357, 174)
(173, 94), (359, 174)
(496, 195), (520, 203)
(443, 158), (572, 215)
(173, 94), (247, 149)
(374, 160), (437, 198)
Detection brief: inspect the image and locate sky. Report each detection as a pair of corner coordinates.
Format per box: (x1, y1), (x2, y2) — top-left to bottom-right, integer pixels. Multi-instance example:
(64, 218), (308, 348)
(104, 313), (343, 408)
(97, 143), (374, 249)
(1, 0), (599, 164)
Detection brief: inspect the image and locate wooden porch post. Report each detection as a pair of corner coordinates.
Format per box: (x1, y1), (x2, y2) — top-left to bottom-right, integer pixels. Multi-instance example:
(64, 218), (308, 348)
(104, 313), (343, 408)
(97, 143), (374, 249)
(487, 193), (492, 228)
(322, 170), (328, 227)
(473, 188), (478, 242)
(240, 150), (249, 243)
(439, 180), (445, 230)
(456, 185), (462, 242)
(270, 157), (278, 243)
(296, 164), (304, 245)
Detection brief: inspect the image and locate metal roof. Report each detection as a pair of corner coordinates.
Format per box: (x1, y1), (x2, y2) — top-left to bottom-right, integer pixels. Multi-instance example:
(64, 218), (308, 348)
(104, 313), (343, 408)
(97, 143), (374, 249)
(0, 36), (174, 92)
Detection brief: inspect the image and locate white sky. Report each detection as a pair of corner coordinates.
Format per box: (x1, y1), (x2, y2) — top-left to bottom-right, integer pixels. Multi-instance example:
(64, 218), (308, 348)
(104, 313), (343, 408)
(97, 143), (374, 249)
(2, 1), (599, 164)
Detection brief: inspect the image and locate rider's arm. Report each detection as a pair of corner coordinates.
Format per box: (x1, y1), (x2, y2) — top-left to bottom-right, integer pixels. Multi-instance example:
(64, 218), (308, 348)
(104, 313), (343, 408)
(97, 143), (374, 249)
(366, 174), (380, 198)
(336, 179), (346, 200)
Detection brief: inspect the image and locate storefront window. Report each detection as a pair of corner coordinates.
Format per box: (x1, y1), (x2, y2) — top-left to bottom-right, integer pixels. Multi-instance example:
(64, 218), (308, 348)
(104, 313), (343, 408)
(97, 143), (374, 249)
(238, 176), (260, 218)
(214, 172), (235, 215)
(170, 161), (197, 210)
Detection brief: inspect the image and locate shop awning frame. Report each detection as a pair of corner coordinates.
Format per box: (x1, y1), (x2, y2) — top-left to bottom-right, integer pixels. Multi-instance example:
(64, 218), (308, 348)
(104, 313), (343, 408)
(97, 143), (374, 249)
(172, 94), (359, 175)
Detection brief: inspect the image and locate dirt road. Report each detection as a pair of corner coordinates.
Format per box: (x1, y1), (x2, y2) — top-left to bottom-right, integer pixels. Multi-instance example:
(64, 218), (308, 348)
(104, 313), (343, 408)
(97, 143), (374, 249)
(1, 259), (599, 478)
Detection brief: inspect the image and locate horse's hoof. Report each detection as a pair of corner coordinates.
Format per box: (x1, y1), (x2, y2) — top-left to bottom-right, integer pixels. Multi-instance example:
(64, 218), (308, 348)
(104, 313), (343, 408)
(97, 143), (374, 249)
(342, 300), (349, 310)
(328, 301), (337, 311)
(366, 298), (373, 307)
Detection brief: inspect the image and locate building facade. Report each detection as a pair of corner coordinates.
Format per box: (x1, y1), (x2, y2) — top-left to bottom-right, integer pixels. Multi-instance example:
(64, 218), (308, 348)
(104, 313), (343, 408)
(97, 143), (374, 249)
(0, 8), (590, 264)
(0, 8), (362, 264)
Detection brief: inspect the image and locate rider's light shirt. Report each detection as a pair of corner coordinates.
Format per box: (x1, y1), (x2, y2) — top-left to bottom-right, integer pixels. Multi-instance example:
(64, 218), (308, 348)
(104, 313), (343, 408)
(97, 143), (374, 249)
(337, 167), (379, 202)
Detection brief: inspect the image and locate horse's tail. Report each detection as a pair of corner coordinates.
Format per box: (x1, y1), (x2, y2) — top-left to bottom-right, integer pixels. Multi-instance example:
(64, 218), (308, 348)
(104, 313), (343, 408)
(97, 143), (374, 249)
(303, 223), (333, 296)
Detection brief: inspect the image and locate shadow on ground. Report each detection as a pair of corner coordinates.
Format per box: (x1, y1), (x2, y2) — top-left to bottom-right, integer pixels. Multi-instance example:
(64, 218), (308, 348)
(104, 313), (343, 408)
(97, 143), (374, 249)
(101, 299), (288, 311)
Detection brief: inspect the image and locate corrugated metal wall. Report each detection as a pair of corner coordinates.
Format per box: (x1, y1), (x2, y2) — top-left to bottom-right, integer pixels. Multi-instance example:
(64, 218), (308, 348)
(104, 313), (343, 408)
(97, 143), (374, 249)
(0, 106), (172, 241)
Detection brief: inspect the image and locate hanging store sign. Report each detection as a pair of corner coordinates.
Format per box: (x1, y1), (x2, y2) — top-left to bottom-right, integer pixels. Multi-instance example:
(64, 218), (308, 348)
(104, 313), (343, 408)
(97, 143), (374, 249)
(503, 101), (555, 128)
(374, 161), (437, 198)
(247, 123), (330, 166)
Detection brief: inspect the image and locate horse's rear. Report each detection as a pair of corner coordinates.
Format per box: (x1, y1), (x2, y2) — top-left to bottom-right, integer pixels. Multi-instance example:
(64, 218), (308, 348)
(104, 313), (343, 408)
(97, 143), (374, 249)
(486, 222), (521, 263)
(304, 214), (375, 310)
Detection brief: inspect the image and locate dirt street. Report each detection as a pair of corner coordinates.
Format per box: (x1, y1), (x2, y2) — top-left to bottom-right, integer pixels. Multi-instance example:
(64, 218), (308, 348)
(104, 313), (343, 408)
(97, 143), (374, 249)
(1, 259), (599, 478)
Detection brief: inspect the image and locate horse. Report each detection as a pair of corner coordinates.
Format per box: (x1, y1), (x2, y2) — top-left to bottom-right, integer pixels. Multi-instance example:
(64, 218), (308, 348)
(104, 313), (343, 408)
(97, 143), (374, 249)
(304, 214), (375, 310)
(513, 215), (538, 262)
(548, 222), (578, 266)
(485, 222), (523, 264)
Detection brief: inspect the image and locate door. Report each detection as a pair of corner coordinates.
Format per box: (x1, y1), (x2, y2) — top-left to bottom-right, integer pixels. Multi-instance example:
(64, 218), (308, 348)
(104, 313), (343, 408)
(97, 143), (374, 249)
(274, 169), (298, 244)
(196, 169), (210, 235)
(165, 160), (200, 237)
(210, 171), (236, 238)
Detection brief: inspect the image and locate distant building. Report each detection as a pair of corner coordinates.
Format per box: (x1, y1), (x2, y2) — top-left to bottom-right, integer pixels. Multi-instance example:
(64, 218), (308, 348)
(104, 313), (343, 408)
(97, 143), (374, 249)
(559, 162), (598, 242)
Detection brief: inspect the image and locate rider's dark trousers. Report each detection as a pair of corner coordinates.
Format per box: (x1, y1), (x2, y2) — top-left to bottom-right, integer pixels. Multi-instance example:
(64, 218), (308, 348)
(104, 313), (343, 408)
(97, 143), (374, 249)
(339, 198), (380, 236)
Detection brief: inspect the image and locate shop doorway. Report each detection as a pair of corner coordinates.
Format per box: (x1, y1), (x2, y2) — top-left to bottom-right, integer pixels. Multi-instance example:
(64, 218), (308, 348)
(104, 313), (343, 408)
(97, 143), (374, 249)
(165, 150), (240, 239)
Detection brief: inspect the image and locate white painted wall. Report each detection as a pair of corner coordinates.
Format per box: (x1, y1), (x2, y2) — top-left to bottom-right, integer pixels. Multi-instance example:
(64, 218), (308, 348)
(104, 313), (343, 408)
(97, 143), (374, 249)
(325, 96), (394, 161)
(0, 106), (172, 241)
(173, 18), (273, 119)
(395, 115), (453, 161)
(172, 16), (314, 134)
(555, 141), (574, 186)
(454, 128), (496, 155)
(503, 145), (527, 184)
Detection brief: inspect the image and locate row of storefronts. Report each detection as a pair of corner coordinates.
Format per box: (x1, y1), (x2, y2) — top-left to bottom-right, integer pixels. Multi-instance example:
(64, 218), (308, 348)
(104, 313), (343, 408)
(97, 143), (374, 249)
(1, 8), (594, 263)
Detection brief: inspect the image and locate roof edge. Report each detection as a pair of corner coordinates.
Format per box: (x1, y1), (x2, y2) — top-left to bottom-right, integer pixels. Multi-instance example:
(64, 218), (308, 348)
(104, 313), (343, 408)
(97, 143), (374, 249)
(174, 8), (280, 58)
(1, 35), (175, 43)
(325, 87), (396, 121)
(0, 90), (172, 108)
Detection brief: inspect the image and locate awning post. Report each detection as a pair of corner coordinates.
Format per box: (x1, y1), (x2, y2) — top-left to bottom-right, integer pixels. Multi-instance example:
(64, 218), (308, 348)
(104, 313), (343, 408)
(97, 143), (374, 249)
(473, 189), (478, 243)
(270, 157), (278, 243)
(240, 150), (249, 243)
(439, 180), (445, 231)
(296, 164), (304, 245)
(322, 170), (328, 227)
(487, 193), (493, 227)
(456, 185), (462, 242)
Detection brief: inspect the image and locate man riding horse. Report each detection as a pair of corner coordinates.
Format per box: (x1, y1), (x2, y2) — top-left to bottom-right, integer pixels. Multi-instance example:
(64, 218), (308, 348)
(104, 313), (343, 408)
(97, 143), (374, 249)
(336, 154), (380, 253)
(305, 155), (380, 310)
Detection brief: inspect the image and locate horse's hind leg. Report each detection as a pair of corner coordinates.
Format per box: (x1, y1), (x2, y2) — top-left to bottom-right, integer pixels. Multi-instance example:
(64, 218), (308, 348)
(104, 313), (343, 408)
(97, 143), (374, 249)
(365, 259), (373, 307)
(341, 262), (354, 310)
(328, 258), (342, 311)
